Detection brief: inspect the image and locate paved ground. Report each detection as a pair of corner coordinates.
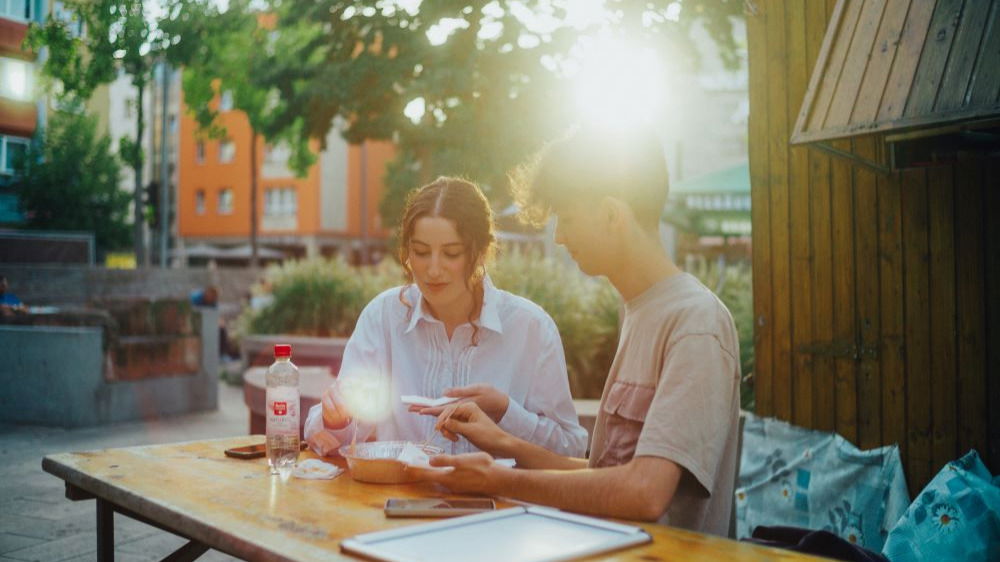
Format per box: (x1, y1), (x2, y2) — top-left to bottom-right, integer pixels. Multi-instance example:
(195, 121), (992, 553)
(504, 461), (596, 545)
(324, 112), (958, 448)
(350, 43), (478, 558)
(0, 381), (250, 561)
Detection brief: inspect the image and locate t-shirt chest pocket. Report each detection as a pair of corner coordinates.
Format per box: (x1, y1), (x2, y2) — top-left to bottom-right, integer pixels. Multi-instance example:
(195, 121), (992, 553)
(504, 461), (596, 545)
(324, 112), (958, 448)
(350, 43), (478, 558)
(596, 381), (656, 467)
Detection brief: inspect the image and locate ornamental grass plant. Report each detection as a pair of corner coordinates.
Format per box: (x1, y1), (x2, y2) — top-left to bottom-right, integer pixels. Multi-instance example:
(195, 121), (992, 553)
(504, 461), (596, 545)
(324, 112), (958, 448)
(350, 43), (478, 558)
(235, 250), (753, 404)
(491, 249), (621, 399)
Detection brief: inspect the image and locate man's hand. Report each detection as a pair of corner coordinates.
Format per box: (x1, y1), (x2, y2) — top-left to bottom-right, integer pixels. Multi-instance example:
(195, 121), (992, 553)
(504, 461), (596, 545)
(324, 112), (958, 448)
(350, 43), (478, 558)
(410, 452), (500, 494)
(320, 385), (351, 430)
(428, 402), (514, 458)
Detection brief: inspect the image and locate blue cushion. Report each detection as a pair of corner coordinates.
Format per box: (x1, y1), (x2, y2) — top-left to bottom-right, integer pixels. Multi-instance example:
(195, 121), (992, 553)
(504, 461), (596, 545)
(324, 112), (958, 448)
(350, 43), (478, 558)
(882, 450), (1000, 562)
(736, 413), (910, 551)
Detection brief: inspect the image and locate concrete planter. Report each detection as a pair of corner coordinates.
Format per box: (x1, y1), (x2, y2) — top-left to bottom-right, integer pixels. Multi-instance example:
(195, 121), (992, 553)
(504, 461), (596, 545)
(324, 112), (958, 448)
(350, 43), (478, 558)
(0, 304), (219, 427)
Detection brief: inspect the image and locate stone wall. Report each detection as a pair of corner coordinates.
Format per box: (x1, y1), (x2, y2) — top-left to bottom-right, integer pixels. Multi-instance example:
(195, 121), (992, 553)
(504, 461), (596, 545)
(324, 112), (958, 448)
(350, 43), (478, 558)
(0, 306), (219, 427)
(1, 265), (259, 310)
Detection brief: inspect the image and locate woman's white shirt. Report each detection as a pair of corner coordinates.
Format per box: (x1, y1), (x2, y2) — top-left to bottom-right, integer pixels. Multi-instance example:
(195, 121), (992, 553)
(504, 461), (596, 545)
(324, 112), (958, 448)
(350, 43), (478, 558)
(304, 277), (587, 457)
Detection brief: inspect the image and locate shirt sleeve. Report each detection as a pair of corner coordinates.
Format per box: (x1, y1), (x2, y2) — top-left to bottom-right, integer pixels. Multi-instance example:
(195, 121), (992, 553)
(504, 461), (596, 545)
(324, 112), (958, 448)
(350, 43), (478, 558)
(497, 321), (588, 457)
(303, 297), (387, 455)
(634, 333), (739, 495)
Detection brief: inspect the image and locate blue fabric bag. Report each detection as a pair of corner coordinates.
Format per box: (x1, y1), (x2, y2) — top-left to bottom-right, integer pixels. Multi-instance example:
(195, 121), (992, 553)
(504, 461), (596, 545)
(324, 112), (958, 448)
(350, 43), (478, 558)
(736, 413), (910, 551)
(882, 450), (1000, 562)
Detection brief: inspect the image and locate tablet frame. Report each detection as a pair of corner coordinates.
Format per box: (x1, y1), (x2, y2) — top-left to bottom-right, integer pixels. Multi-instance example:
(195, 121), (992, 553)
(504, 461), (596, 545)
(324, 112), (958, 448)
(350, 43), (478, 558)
(340, 506), (652, 562)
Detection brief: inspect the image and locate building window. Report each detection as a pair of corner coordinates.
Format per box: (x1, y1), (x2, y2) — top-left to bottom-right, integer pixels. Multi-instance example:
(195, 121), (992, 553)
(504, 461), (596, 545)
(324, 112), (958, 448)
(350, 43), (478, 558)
(195, 189), (206, 215)
(218, 188), (233, 215)
(0, 57), (33, 102)
(0, 0), (32, 21)
(219, 139), (235, 163)
(219, 90), (234, 111)
(264, 187), (297, 217)
(196, 141), (205, 164)
(0, 135), (30, 176)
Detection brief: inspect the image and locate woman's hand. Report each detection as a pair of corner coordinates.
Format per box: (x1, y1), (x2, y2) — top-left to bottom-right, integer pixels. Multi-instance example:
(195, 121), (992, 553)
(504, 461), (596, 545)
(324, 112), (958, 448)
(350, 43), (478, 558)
(307, 430), (341, 457)
(443, 384), (510, 423)
(320, 385), (351, 430)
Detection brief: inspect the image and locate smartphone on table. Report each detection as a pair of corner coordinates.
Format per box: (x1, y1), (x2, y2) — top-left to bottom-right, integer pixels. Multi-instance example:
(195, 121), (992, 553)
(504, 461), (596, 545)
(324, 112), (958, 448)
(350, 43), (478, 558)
(224, 441), (308, 459)
(384, 498), (496, 518)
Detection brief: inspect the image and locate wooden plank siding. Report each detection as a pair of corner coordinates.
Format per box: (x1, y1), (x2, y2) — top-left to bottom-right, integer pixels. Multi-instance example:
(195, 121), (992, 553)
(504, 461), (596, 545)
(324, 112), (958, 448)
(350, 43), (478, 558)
(767, 0), (792, 421)
(747, 0), (773, 417)
(748, 0), (999, 493)
(793, 0), (1000, 144)
(985, 167), (1000, 472)
(934, 0), (994, 112)
(967, 0), (1000, 106)
(853, 136), (881, 451)
(806, 0), (837, 433)
(787, 0), (814, 429)
(904, 0), (965, 119)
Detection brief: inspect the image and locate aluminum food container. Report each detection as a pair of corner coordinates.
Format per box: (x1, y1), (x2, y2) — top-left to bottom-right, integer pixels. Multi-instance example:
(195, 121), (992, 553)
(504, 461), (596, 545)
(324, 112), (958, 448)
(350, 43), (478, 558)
(338, 441), (443, 484)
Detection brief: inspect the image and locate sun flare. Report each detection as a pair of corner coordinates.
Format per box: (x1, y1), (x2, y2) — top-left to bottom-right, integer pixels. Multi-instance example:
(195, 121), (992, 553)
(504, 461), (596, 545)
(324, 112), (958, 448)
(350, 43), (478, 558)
(337, 373), (393, 424)
(570, 36), (667, 130)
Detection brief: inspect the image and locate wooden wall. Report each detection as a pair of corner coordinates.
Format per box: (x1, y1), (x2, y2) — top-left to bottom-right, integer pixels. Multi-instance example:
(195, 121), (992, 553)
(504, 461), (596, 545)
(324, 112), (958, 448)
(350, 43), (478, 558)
(747, 0), (1000, 493)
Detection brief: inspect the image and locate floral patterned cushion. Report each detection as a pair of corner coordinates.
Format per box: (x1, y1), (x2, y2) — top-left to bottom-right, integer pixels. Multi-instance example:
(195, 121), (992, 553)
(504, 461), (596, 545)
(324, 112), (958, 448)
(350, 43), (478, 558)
(736, 413), (910, 551)
(882, 450), (1000, 562)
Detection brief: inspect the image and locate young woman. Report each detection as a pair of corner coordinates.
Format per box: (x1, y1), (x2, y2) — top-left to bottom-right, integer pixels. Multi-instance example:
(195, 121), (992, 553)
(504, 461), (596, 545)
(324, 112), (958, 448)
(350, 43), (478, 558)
(304, 177), (587, 457)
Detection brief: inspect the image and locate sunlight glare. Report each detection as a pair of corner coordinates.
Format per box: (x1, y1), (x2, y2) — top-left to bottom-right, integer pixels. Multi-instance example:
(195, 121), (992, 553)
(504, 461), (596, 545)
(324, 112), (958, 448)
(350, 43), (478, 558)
(426, 17), (470, 46)
(0, 59), (31, 101)
(561, 0), (609, 29)
(404, 97), (426, 124)
(337, 373), (393, 424)
(571, 36), (667, 130)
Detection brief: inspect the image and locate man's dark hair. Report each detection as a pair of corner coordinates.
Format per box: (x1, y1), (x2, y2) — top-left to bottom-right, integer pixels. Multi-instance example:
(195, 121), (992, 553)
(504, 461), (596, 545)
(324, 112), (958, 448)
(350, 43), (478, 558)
(512, 127), (669, 229)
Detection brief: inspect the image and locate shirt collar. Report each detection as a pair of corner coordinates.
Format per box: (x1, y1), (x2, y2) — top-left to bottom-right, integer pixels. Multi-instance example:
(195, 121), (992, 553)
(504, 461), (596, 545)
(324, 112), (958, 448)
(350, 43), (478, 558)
(403, 274), (504, 336)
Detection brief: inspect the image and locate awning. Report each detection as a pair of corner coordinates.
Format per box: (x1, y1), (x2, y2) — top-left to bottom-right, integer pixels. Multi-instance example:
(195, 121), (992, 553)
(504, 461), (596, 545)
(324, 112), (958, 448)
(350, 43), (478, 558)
(664, 163), (752, 237)
(792, 0), (1000, 146)
(172, 243), (285, 260)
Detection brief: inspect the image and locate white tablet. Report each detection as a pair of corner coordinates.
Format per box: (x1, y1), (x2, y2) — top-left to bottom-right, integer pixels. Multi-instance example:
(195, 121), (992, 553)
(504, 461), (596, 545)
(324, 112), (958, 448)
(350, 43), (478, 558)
(341, 506), (652, 562)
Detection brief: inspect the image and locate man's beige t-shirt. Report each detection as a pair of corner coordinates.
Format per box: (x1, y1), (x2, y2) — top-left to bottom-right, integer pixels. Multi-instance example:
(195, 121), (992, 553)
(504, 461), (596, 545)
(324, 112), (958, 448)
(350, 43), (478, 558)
(589, 273), (741, 536)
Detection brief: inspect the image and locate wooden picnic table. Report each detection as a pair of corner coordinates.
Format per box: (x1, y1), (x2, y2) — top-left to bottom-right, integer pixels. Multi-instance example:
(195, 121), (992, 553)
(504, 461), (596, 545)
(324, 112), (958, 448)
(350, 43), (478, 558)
(42, 435), (821, 561)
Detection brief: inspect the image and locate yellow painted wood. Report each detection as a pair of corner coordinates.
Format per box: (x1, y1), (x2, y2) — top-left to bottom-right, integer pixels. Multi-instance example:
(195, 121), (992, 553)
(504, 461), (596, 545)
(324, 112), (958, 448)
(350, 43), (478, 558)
(43, 436), (824, 562)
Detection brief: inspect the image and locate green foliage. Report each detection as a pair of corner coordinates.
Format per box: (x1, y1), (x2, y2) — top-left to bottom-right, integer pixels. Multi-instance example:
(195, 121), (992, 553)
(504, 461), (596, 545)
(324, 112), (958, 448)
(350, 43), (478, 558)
(684, 256), (755, 409)
(490, 250), (620, 399)
(26, 0), (156, 134)
(12, 111), (130, 254)
(28, 0), (161, 259)
(161, 0), (315, 163)
(249, 0), (745, 229)
(241, 258), (404, 338)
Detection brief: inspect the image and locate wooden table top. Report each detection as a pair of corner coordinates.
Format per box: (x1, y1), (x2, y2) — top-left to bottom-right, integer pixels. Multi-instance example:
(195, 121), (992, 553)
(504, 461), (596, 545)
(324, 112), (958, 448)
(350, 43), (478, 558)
(42, 435), (823, 562)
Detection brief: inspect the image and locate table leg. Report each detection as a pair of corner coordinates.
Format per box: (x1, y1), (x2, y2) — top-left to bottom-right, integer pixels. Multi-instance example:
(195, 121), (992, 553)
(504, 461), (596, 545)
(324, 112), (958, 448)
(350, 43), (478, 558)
(97, 498), (114, 561)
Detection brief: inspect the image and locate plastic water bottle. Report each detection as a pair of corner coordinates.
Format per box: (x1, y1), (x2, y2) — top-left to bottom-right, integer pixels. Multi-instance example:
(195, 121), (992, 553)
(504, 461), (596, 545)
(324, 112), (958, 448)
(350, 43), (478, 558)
(266, 343), (300, 476)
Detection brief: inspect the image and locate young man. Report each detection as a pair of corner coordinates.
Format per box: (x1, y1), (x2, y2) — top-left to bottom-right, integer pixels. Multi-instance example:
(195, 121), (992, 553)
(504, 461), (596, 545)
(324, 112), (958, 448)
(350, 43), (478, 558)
(413, 128), (742, 536)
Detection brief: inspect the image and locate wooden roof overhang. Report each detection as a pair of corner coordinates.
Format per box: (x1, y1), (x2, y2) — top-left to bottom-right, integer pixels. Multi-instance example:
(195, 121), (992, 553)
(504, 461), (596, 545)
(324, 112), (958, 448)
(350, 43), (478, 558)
(791, 0), (1000, 172)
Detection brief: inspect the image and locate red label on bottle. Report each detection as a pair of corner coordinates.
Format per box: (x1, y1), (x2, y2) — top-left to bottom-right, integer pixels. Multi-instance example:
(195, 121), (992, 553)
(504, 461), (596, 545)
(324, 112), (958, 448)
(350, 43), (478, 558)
(273, 401), (287, 416)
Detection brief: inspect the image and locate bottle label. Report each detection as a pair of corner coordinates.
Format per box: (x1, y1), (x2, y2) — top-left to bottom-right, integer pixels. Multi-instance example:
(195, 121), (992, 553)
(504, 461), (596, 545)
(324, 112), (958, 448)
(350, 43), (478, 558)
(266, 386), (299, 436)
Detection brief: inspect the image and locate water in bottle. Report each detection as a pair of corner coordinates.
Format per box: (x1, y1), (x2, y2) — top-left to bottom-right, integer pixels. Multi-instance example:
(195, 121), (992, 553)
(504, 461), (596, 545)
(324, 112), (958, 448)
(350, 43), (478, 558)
(266, 343), (300, 477)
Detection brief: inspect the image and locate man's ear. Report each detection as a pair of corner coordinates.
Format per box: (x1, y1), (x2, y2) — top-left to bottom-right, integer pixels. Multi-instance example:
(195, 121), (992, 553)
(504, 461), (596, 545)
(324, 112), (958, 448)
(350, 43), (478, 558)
(599, 196), (629, 231)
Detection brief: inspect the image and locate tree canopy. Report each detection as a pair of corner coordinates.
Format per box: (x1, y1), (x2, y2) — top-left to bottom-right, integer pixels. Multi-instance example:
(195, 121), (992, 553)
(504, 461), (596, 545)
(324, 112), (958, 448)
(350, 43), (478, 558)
(251, 0), (744, 227)
(27, 0), (160, 263)
(12, 111), (131, 255)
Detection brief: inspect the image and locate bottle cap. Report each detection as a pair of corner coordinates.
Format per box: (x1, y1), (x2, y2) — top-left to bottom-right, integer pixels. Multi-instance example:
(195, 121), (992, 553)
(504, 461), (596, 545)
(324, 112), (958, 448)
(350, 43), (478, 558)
(274, 344), (292, 357)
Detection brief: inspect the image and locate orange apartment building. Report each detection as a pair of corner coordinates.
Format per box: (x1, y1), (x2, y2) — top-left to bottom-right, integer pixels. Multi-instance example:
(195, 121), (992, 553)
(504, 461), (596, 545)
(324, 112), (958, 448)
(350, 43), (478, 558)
(0, 2), (38, 196)
(176, 89), (395, 264)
